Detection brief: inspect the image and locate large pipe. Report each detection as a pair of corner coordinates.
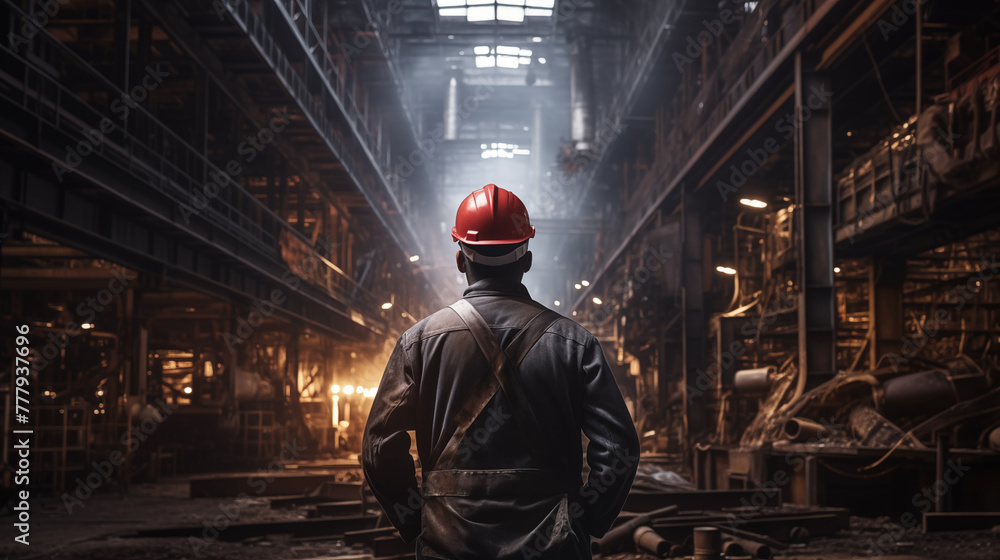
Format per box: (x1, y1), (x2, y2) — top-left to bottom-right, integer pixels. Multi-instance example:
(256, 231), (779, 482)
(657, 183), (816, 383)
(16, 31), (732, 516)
(591, 505), (678, 553)
(783, 417), (832, 442)
(734, 367), (775, 394)
(722, 539), (745, 556)
(880, 369), (958, 418)
(693, 526), (721, 560)
(727, 536), (772, 558)
(570, 37), (594, 151)
(633, 526), (671, 556)
(443, 71), (462, 141)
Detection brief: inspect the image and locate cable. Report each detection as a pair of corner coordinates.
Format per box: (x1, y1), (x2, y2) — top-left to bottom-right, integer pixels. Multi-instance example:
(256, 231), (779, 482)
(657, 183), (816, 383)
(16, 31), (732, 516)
(863, 35), (904, 123)
(819, 458), (902, 479)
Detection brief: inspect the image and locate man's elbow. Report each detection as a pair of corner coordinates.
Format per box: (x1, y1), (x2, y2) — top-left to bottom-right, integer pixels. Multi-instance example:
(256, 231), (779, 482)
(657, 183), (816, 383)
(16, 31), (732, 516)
(360, 432), (378, 478)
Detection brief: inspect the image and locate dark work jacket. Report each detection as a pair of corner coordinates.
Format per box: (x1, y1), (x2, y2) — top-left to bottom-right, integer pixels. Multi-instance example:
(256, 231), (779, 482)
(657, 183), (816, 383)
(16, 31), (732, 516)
(362, 278), (640, 559)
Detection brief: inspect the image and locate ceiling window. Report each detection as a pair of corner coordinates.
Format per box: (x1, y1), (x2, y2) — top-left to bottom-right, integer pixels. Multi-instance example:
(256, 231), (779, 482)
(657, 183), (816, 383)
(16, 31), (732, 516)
(436, 0), (555, 21)
(481, 142), (531, 159)
(472, 45), (532, 68)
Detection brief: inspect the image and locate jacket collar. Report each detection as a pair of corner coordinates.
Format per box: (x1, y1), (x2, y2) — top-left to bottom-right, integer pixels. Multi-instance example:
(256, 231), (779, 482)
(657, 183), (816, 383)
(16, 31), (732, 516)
(462, 277), (532, 299)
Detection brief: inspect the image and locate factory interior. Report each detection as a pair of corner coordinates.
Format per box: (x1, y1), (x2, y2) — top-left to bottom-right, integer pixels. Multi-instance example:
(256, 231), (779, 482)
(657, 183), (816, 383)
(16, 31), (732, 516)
(1, 0), (1000, 558)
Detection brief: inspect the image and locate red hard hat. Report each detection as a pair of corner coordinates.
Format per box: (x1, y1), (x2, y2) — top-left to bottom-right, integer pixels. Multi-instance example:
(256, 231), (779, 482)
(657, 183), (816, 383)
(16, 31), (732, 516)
(452, 184), (535, 245)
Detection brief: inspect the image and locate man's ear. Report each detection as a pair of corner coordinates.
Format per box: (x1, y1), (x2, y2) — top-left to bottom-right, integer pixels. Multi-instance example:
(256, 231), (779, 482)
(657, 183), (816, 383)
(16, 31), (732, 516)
(521, 251), (532, 274)
(456, 250), (467, 273)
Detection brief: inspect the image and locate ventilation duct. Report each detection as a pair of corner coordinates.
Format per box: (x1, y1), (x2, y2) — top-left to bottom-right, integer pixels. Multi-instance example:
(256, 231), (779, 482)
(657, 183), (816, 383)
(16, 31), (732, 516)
(531, 101), (544, 186)
(570, 38), (594, 151)
(444, 71), (462, 141)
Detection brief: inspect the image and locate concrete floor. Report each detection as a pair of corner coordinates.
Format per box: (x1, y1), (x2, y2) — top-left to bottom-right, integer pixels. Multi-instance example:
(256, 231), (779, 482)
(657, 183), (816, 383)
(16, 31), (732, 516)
(2, 480), (998, 560)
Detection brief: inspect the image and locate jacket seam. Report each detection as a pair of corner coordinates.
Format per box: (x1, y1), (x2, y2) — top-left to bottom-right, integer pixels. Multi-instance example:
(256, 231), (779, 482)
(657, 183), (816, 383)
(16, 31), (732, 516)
(406, 325), (469, 346)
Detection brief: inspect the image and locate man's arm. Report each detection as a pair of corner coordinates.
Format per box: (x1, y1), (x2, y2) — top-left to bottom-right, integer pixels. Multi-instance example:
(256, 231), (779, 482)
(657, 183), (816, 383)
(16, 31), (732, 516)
(361, 339), (421, 542)
(576, 336), (641, 538)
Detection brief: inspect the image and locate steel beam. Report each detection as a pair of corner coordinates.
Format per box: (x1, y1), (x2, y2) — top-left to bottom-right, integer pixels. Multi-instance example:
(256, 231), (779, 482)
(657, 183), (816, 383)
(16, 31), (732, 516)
(189, 472), (353, 498)
(869, 257), (906, 368)
(923, 512), (1000, 532)
(569, 0), (860, 314)
(650, 509), (850, 541)
(131, 515), (378, 540)
(794, 53), (836, 390)
(623, 489), (782, 513)
(682, 193), (706, 436)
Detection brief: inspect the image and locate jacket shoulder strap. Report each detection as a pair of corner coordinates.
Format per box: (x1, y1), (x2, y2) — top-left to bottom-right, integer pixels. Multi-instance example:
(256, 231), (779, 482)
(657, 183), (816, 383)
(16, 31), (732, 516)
(436, 299), (562, 469)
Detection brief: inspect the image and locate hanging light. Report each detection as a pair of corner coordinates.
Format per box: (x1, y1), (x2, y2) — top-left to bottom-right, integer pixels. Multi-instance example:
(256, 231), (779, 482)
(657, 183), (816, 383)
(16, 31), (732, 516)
(739, 198), (767, 209)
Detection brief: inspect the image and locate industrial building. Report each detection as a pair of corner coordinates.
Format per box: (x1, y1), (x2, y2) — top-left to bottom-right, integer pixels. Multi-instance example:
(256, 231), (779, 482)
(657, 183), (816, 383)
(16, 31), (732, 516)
(1, 0), (998, 558)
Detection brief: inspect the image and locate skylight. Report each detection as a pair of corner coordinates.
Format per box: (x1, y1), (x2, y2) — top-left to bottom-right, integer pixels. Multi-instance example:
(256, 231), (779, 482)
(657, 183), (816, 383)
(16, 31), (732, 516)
(481, 142), (531, 159)
(472, 45), (533, 68)
(436, 0), (555, 21)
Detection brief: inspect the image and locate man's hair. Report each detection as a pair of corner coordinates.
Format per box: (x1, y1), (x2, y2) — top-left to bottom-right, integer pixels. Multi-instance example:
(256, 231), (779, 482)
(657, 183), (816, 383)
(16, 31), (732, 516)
(461, 242), (529, 279)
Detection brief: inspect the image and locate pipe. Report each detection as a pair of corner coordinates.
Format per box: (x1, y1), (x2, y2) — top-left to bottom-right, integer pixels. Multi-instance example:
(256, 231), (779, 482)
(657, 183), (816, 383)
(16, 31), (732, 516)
(633, 526), (671, 556)
(443, 71), (461, 141)
(727, 536), (772, 558)
(935, 433), (950, 512)
(734, 367), (775, 394)
(693, 526), (721, 560)
(783, 417), (832, 442)
(880, 369), (958, 418)
(570, 37), (594, 151)
(988, 426), (1000, 451)
(710, 524), (787, 550)
(592, 505), (678, 553)
(722, 539), (745, 556)
(531, 101), (544, 187)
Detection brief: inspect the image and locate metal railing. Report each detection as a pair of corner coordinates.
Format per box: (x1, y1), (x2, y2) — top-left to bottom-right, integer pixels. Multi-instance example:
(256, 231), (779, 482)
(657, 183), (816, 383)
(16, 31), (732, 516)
(0, 0), (388, 319)
(594, 0), (822, 282)
(220, 0), (423, 258)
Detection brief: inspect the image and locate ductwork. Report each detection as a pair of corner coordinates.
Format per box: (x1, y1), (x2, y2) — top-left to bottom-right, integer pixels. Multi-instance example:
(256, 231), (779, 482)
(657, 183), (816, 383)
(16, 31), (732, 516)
(570, 37), (594, 151)
(531, 101), (544, 186)
(444, 71), (462, 141)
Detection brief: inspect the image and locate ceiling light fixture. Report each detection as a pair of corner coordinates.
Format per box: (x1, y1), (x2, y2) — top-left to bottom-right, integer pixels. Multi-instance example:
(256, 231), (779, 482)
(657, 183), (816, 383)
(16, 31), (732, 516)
(739, 198), (767, 209)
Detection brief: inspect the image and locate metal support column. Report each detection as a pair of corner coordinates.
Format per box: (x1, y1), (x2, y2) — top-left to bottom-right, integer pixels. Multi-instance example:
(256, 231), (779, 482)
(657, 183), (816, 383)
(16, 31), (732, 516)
(682, 192), (706, 437)
(113, 0), (131, 134)
(113, 0), (131, 90)
(935, 434), (951, 512)
(870, 257), (905, 368)
(794, 52), (836, 390)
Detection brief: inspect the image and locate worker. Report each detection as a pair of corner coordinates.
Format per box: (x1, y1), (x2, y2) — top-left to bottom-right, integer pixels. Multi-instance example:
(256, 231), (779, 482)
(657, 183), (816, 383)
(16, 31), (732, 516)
(362, 184), (639, 559)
